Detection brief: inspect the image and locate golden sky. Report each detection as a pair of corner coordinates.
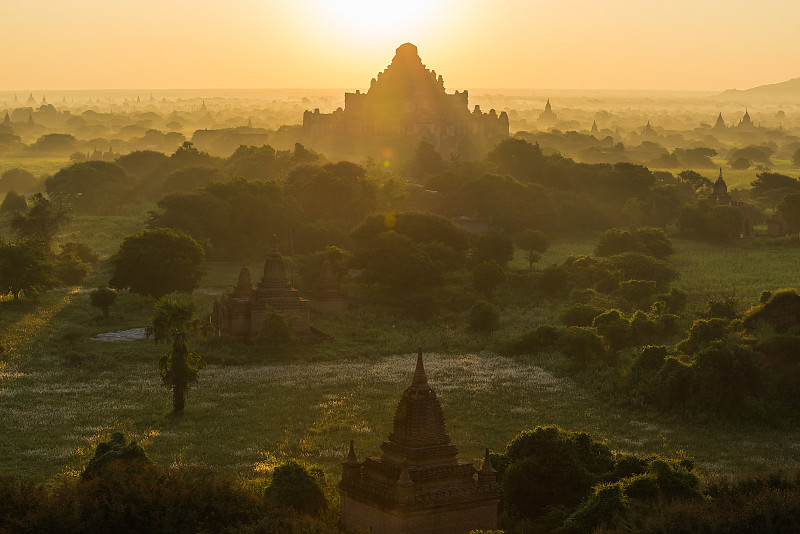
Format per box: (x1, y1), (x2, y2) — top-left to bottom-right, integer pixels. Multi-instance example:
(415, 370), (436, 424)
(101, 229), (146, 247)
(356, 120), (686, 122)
(3, 0), (798, 91)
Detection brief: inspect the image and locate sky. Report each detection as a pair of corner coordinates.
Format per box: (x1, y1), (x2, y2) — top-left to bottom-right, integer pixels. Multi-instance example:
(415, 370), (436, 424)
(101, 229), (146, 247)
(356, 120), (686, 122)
(3, 0), (799, 92)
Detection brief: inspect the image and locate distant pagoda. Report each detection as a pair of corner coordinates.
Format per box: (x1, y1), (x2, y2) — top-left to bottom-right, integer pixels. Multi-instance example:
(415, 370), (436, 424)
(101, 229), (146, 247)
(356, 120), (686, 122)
(339, 349), (499, 534)
(303, 43), (508, 160)
(211, 244), (311, 341)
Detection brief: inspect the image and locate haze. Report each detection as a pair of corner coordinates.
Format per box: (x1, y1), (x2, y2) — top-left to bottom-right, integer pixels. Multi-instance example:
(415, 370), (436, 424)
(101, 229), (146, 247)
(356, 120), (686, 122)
(3, 0), (798, 92)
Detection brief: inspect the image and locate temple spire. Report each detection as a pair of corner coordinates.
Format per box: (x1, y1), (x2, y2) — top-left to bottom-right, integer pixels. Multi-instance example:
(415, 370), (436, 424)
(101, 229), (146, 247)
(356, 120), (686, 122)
(411, 346), (428, 388)
(346, 439), (358, 464)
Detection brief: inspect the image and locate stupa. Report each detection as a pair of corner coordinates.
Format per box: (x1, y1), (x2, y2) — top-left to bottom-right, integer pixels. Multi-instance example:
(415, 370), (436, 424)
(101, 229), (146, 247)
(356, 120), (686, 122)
(211, 245), (311, 341)
(339, 349), (499, 534)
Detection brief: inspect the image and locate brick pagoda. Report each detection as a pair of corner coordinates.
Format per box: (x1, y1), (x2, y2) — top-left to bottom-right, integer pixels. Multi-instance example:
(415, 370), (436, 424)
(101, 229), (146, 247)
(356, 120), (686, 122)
(339, 349), (499, 533)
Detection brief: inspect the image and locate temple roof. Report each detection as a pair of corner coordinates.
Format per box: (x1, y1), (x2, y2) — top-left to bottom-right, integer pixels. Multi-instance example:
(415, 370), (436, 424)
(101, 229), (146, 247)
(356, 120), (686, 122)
(260, 244), (291, 290)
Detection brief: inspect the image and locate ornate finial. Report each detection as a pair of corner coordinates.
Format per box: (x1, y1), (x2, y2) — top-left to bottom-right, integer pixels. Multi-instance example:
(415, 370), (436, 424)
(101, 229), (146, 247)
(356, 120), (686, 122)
(346, 439), (358, 464)
(719, 167), (723, 179)
(411, 347), (428, 387)
(481, 448), (495, 472)
(398, 459), (412, 484)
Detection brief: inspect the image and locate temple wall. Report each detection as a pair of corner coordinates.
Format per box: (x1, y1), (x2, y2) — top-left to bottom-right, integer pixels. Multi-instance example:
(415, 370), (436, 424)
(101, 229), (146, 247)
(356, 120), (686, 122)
(341, 493), (498, 534)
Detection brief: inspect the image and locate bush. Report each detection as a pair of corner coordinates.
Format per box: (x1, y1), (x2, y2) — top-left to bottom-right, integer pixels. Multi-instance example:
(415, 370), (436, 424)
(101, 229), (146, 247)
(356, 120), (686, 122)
(469, 299), (500, 332)
(90, 287), (116, 317)
(677, 318), (730, 353)
(595, 228), (643, 257)
(508, 325), (560, 355)
(629, 311), (659, 345)
(650, 357), (694, 408)
(617, 279), (657, 309)
(472, 231), (515, 266)
(559, 327), (606, 363)
(563, 482), (628, 533)
(592, 309), (629, 351)
(537, 264), (570, 297)
(691, 341), (762, 414)
(707, 296), (738, 319)
(255, 308), (294, 350)
(557, 303), (604, 327)
(471, 260), (507, 295)
(81, 432), (151, 480)
(265, 460), (327, 515)
(654, 287), (687, 314)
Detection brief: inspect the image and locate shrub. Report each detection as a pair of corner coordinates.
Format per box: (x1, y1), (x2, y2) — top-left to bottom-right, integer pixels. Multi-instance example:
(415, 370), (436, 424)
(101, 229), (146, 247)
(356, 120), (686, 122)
(537, 264), (570, 297)
(691, 341), (762, 414)
(469, 299), (500, 332)
(81, 432), (151, 480)
(592, 309), (630, 352)
(617, 280), (657, 309)
(255, 308), (294, 349)
(595, 228), (643, 257)
(636, 227), (674, 258)
(471, 260), (507, 295)
(707, 296), (738, 319)
(677, 318), (730, 353)
(54, 253), (89, 286)
(89, 287), (116, 317)
(650, 357), (694, 408)
(629, 311), (659, 345)
(508, 325), (559, 355)
(265, 460), (327, 515)
(557, 303), (604, 327)
(743, 288), (800, 333)
(559, 327), (606, 363)
(563, 482), (628, 533)
(654, 287), (687, 314)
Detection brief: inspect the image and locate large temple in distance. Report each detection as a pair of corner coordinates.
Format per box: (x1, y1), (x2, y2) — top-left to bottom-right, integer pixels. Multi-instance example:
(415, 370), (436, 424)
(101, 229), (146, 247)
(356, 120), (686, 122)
(303, 43), (509, 161)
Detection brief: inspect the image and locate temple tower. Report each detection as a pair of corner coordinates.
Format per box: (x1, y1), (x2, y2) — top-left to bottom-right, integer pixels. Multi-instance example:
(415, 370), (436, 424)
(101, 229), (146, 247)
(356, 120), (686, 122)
(339, 349), (499, 534)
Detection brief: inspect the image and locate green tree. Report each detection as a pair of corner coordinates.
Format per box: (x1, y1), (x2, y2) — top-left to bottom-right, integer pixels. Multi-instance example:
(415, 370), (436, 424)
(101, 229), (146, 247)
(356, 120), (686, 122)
(516, 229), (550, 268)
(469, 299), (500, 332)
(0, 190), (26, 213)
(472, 260), (506, 295)
(793, 148), (800, 168)
(110, 228), (205, 298)
(0, 239), (53, 300)
(255, 307), (295, 351)
(90, 287), (116, 317)
(486, 137), (544, 181)
(10, 192), (69, 243)
(473, 231), (514, 266)
(265, 460), (327, 515)
(149, 296), (206, 415)
(777, 193), (800, 234)
(0, 168), (37, 194)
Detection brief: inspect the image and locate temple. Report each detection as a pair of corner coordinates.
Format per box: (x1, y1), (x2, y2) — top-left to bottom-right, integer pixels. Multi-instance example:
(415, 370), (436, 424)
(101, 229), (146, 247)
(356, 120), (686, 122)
(339, 349), (499, 534)
(311, 255), (347, 312)
(303, 43), (508, 160)
(709, 168), (731, 205)
(211, 244), (310, 342)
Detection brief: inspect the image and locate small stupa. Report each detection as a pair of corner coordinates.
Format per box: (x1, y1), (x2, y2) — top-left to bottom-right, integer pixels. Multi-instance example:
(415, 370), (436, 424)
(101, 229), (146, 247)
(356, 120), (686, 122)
(311, 255), (347, 312)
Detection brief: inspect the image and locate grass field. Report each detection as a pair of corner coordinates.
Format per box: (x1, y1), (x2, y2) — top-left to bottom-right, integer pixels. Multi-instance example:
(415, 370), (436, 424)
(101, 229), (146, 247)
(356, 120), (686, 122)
(0, 156), (71, 182)
(3, 236), (800, 485)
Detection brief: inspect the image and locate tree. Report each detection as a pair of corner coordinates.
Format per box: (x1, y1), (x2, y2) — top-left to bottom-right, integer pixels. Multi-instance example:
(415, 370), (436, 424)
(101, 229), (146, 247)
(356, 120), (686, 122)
(0, 168), (37, 194)
(487, 138), (544, 181)
(0, 239), (53, 299)
(45, 161), (133, 214)
(10, 192), (69, 243)
(777, 193), (800, 234)
(0, 190), (26, 213)
(793, 148), (800, 168)
(265, 460), (327, 514)
(473, 231), (515, 266)
(90, 287), (116, 317)
(149, 296), (206, 415)
(469, 299), (500, 332)
(516, 229), (550, 268)
(110, 228), (205, 298)
(472, 260), (507, 295)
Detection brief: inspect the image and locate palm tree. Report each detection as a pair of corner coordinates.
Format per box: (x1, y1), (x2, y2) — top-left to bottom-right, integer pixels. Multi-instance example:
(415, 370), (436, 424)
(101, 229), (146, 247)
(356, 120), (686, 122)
(148, 296), (206, 415)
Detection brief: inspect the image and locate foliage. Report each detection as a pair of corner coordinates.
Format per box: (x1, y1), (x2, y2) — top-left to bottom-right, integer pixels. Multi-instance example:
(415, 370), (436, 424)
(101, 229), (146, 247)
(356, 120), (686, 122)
(592, 309), (630, 351)
(89, 287), (116, 317)
(498, 426), (614, 520)
(563, 482), (627, 533)
(472, 260), (507, 295)
(255, 307), (295, 350)
(0, 190), (26, 213)
(350, 230), (444, 290)
(0, 168), (37, 194)
(487, 137), (544, 181)
(265, 460), (328, 515)
(54, 252), (89, 286)
(595, 228), (643, 257)
(508, 325), (560, 354)
(81, 432), (151, 480)
(151, 296), (206, 415)
(743, 288), (800, 333)
(284, 161), (376, 222)
(559, 326), (606, 363)
(469, 299), (500, 332)
(777, 193), (800, 234)
(45, 161), (133, 214)
(692, 341), (762, 414)
(706, 296), (738, 319)
(0, 239), (53, 300)
(110, 228), (205, 298)
(616, 279), (657, 309)
(556, 303), (604, 327)
(516, 229), (550, 268)
(10, 192), (69, 243)
(472, 231), (515, 266)
(676, 318), (731, 353)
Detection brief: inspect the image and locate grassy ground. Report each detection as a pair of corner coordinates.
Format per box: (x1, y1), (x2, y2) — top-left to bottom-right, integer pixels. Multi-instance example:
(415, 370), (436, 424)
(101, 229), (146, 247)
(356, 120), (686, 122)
(3, 244), (800, 486)
(0, 156), (71, 182)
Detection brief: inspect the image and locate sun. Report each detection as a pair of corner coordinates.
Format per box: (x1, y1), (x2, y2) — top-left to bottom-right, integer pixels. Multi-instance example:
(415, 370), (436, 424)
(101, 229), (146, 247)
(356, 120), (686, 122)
(306, 0), (443, 40)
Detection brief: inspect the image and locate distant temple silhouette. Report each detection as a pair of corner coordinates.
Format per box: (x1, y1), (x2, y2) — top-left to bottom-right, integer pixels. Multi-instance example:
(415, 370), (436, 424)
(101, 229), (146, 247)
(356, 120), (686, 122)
(339, 349), (499, 533)
(303, 43), (508, 160)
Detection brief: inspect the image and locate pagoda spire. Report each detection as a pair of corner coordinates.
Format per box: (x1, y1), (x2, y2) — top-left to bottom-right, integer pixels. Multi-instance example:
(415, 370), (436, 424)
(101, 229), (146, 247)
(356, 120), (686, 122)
(345, 439), (358, 465)
(411, 346), (429, 389)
